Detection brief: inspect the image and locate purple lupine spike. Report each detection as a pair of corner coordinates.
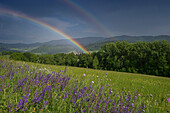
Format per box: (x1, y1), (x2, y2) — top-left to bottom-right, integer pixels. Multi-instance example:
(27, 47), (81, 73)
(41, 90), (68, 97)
(42, 100), (48, 109)
(81, 89), (85, 95)
(8, 103), (13, 108)
(86, 98), (90, 102)
(96, 100), (101, 110)
(70, 88), (73, 94)
(63, 92), (68, 99)
(35, 90), (38, 97)
(49, 85), (52, 91)
(24, 108), (27, 111)
(16, 93), (29, 111)
(24, 94), (30, 105)
(10, 71), (14, 79)
(36, 93), (44, 103)
(78, 94), (81, 99)
(18, 66), (21, 69)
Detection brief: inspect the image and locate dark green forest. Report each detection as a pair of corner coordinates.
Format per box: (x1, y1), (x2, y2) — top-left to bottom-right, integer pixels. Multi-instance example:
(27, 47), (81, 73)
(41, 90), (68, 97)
(5, 41), (170, 77)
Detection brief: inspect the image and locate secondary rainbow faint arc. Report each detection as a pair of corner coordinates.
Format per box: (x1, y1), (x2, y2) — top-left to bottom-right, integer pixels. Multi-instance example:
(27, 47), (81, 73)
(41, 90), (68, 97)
(0, 8), (89, 54)
(63, 0), (113, 37)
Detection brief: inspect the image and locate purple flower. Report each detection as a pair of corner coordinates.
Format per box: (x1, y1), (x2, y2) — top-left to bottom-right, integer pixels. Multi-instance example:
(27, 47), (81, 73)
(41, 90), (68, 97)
(110, 88), (113, 94)
(167, 97), (170, 103)
(10, 71), (14, 79)
(92, 81), (94, 84)
(132, 103), (134, 107)
(83, 74), (86, 76)
(150, 94), (153, 97)
(138, 94), (141, 96)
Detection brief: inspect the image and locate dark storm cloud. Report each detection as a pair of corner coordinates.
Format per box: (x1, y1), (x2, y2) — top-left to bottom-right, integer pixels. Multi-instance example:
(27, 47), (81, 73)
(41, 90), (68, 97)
(0, 0), (68, 17)
(0, 0), (170, 43)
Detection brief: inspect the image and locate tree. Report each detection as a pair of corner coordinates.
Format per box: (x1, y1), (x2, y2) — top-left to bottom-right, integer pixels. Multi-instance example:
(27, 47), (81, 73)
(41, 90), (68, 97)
(93, 56), (99, 69)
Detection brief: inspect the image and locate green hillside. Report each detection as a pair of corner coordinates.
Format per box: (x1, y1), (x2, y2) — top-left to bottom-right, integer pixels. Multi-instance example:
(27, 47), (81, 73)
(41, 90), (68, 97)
(0, 57), (169, 112)
(30, 45), (77, 54)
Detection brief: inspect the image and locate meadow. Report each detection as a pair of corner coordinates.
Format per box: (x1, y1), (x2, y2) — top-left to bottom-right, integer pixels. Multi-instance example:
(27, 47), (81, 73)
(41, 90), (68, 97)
(0, 57), (170, 112)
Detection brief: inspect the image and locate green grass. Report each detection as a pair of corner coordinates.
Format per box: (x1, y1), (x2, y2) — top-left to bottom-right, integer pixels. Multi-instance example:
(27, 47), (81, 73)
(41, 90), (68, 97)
(0, 57), (170, 112)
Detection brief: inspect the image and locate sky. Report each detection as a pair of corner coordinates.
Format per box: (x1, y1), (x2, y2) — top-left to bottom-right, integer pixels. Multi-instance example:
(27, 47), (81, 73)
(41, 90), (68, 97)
(0, 0), (170, 43)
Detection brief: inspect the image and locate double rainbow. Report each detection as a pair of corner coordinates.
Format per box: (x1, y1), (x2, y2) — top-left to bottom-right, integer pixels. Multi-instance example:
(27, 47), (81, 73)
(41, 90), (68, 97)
(0, 8), (89, 54)
(63, 0), (113, 37)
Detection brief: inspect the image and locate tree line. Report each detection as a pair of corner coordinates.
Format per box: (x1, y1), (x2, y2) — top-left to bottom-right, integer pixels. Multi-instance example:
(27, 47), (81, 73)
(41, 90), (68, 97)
(7, 41), (170, 77)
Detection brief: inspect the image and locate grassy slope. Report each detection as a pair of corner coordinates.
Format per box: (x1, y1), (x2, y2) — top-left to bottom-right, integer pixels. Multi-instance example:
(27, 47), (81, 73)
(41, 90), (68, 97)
(19, 60), (170, 99)
(2, 57), (170, 112)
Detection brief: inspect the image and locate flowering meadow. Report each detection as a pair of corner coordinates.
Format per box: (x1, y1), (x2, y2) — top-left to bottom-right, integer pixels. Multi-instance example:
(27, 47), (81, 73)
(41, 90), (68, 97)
(0, 58), (170, 112)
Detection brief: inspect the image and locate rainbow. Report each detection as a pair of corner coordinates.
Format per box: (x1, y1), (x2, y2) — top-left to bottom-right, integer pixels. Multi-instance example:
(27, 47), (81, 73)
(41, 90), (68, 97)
(63, 0), (113, 37)
(0, 8), (89, 54)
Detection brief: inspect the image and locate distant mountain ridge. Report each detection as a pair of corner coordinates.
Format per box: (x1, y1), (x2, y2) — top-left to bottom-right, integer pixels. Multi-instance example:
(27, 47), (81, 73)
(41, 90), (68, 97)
(0, 42), (42, 48)
(44, 37), (105, 46)
(111, 35), (170, 42)
(0, 35), (170, 54)
(85, 35), (170, 51)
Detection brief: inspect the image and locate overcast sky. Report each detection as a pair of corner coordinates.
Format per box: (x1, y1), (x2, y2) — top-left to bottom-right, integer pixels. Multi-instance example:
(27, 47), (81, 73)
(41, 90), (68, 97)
(0, 0), (170, 43)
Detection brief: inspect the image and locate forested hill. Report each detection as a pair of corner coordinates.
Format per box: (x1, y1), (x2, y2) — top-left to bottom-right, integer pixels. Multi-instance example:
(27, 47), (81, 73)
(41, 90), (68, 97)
(8, 41), (170, 77)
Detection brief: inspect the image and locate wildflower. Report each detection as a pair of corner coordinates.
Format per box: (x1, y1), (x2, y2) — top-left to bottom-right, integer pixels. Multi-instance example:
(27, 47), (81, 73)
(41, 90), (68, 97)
(92, 81), (94, 84)
(150, 94), (153, 97)
(132, 103), (134, 107)
(167, 97), (170, 103)
(83, 74), (86, 76)
(138, 94), (141, 96)
(97, 76), (99, 78)
(110, 88), (113, 94)
(106, 73), (107, 75)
